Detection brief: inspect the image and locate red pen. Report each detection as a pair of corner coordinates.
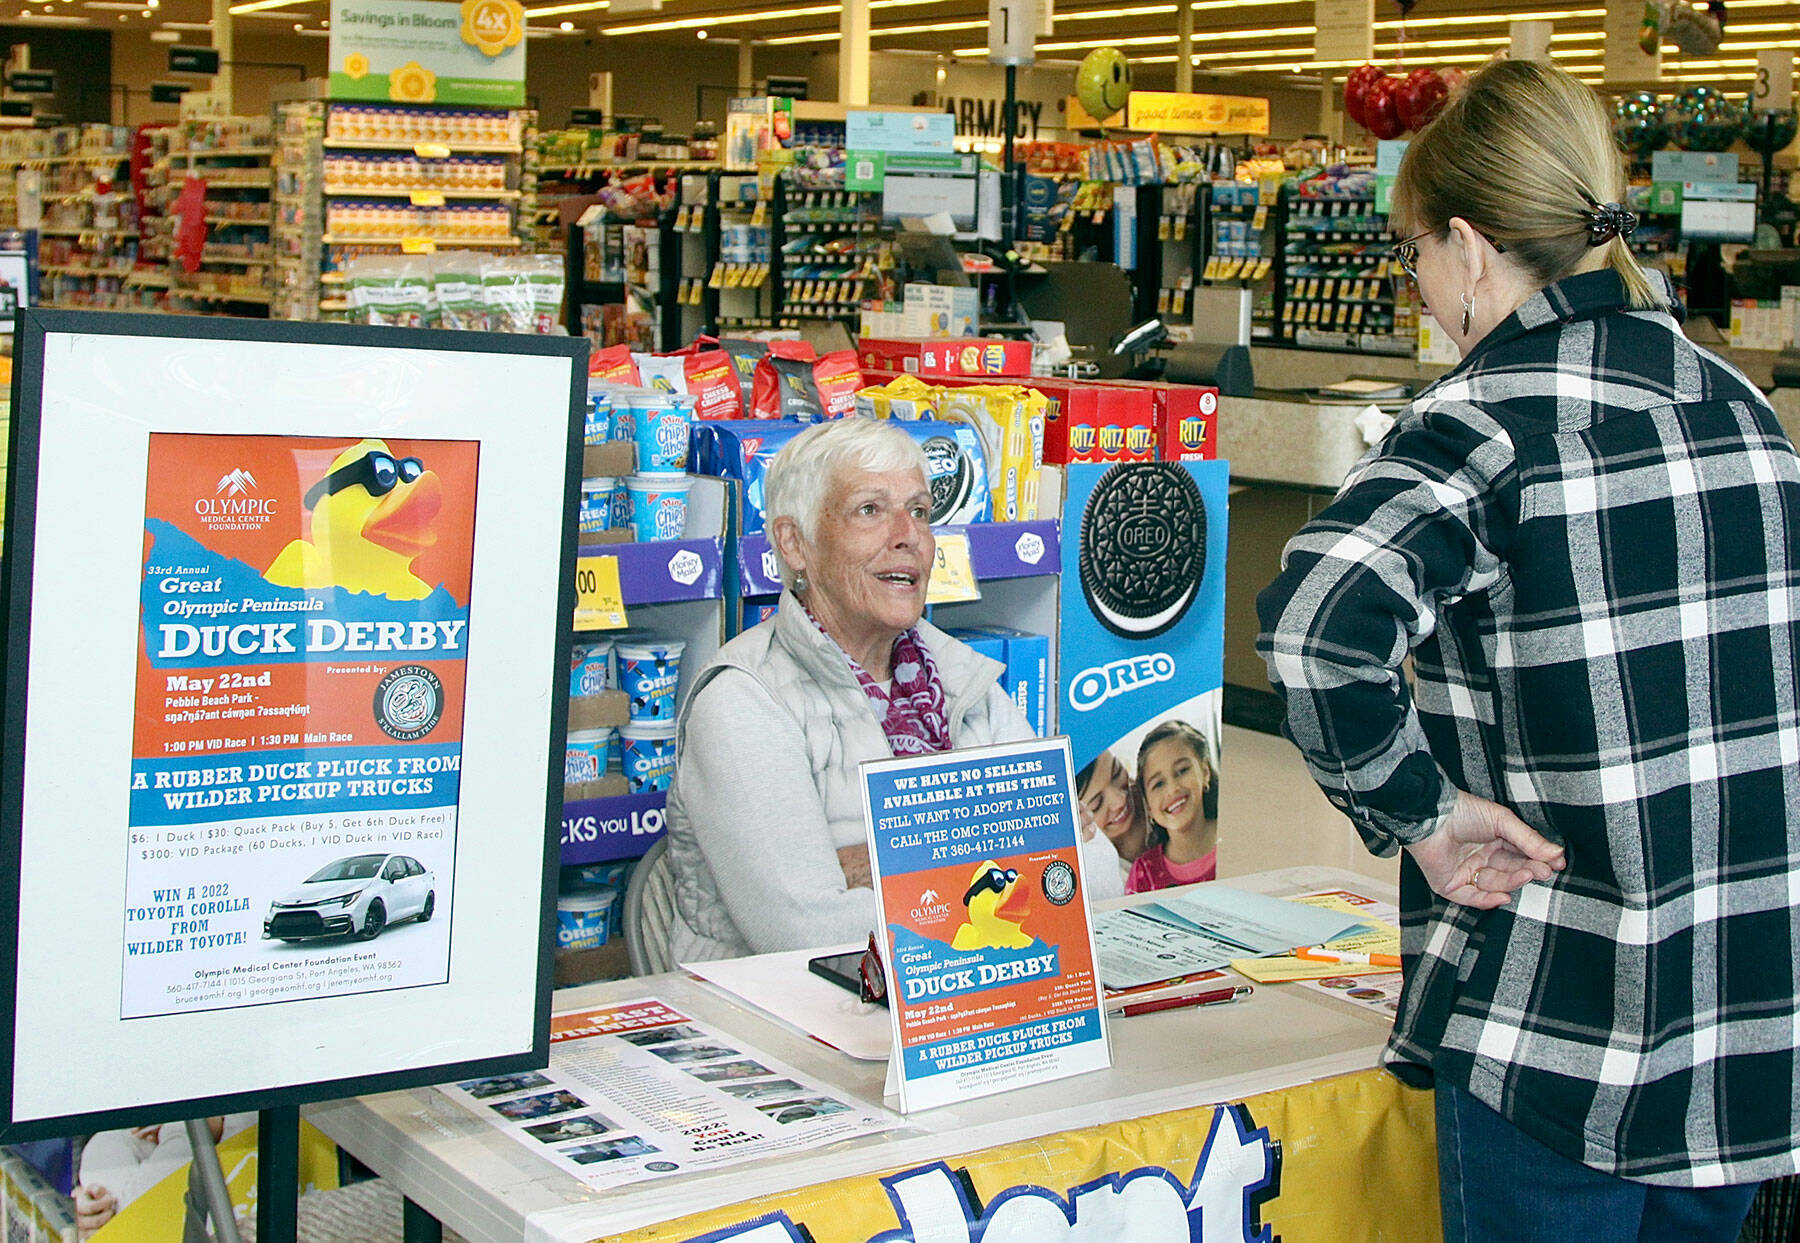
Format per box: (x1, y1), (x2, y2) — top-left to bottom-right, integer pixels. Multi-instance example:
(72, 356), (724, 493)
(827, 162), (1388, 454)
(1109, 984), (1253, 1018)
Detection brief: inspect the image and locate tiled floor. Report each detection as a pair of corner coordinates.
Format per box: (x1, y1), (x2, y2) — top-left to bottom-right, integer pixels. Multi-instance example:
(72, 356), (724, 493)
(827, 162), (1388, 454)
(1216, 723), (1400, 892)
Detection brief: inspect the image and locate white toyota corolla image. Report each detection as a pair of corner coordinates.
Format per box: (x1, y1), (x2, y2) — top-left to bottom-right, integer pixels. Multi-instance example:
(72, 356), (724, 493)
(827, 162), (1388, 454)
(263, 852), (436, 942)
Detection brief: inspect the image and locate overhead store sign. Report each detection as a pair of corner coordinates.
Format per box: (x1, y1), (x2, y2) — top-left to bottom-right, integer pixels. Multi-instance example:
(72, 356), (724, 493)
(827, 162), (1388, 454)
(1314, 0), (1373, 62)
(1604, 0), (1658, 85)
(329, 0), (527, 108)
(151, 81), (194, 104)
(169, 45), (221, 75)
(1125, 91), (1270, 136)
(5, 71), (53, 95)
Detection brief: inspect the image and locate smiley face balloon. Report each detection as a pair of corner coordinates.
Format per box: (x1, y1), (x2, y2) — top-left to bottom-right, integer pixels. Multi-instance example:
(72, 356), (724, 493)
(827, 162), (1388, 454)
(1077, 47), (1133, 123)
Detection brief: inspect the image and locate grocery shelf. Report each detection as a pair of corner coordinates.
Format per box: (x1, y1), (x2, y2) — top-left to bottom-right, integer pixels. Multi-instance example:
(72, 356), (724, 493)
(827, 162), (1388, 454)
(40, 264), (132, 277)
(320, 233), (521, 247)
(735, 520), (1059, 597)
(21, 152), (129, 167)
(37, 228), (138, 238)
(323, 139), (523, 154)
(168, 288), (274, 303)
(577, 537), (725, 610)
(206, 216), (272, 226)
(172, 146), (275, 158)
(322, 186), (520, 200)
(538, 159), (720, 175)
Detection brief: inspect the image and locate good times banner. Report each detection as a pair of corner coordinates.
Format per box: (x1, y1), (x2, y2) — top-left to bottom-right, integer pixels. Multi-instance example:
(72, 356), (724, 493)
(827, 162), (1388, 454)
(585, 1068), (1439, 1243)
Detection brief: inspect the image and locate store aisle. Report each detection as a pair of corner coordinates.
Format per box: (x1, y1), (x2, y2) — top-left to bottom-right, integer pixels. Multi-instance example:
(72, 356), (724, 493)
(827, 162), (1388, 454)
(1216, 724), (1399, 890)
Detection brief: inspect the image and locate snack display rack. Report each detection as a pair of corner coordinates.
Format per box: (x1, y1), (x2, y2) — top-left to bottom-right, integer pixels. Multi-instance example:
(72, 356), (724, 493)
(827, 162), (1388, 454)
(770, 176), (895, 329)
(1203, 179), (1280, 340)
(151, 117), (277, 315)
(16, 127), (139, 311)
(1281, 185), (1412, 354)
(270, 99), (538, 320)
(701, 168), (774, 334)
(1149, 182), (1204, 325)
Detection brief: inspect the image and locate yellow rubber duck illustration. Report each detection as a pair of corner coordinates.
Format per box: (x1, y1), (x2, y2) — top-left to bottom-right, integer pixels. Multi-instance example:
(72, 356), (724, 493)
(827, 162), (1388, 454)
(951, 861), (1033, 951)
(266, 439), (443, 601)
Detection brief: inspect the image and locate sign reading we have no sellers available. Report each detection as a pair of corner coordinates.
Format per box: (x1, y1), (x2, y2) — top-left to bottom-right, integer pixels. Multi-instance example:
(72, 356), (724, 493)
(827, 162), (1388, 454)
(329, 0), (527, 108)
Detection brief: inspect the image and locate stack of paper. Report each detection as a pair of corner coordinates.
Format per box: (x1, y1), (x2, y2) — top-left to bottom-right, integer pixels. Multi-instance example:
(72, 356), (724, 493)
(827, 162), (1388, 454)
(1231, 890), (1400, 983)
(1093, 887), (1367, 992)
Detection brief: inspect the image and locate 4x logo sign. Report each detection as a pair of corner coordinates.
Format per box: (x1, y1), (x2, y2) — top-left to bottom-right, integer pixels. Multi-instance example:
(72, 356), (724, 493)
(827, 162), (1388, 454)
(685, 1104), (1281, 1243)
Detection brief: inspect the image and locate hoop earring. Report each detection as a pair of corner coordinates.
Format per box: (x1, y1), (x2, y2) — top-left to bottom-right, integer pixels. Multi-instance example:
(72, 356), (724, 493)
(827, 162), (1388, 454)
(1460, 291), (1475, 335)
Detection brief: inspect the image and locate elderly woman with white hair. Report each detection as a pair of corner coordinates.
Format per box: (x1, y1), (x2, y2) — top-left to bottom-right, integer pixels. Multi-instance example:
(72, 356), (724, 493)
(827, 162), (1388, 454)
(664, 417), (1111, 962)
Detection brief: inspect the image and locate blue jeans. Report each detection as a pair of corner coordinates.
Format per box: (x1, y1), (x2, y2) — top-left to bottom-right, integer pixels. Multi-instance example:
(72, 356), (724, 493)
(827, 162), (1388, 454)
(1435, 1082), (1759, 1242)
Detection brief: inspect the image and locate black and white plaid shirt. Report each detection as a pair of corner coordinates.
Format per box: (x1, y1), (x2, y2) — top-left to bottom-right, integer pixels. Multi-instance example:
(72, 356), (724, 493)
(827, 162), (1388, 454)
(1257, 270), (1800, 1187)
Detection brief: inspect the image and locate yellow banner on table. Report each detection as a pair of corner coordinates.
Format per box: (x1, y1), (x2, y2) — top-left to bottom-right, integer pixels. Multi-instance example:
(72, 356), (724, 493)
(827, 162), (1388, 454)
(92, 1120), (340, 1239)
(590, 1067), (1439, 1242)
(1126, 91), (1272, 137)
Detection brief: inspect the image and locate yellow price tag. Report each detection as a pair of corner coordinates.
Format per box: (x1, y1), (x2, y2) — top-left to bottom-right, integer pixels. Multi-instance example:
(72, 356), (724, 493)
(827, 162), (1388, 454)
(573, 556), (628, 630)
(413, 143), (452, 159)
(410, 190), (446, 206)
(400, 236), (437, 254)
(925, 532), (980, 605)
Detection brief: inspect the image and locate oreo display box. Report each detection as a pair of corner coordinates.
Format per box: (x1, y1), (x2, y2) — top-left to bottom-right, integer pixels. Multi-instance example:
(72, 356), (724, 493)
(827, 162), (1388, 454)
(691, 417), (991, 535)
(942, 625), (1049, 736)
(858, 338), (1035, 379)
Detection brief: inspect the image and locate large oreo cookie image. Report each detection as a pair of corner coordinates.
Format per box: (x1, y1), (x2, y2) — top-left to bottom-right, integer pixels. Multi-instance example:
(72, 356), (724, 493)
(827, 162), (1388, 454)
(1078, 463), (1208, 639)
(921, 434), (975, 525)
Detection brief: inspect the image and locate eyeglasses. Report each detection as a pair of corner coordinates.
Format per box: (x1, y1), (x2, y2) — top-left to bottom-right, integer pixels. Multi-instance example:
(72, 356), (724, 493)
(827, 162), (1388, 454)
(304, 450), (424, 510)
(1388, 227), (1507, 284)
(962, 866), (1019, 905)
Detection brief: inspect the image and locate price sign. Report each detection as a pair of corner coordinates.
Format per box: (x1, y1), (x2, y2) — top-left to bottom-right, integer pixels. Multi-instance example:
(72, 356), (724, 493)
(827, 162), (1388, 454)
(925, 532), (981, 604)
(574, 556), (628, 630)
(987, 0), (1036, 65)
(400, 236), (437, 254)
(409, 190), (446, 207)
(413, 143), (452, 160)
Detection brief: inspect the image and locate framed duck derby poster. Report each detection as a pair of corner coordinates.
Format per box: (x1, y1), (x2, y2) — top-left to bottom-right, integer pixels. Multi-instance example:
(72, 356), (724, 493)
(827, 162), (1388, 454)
(0, 309), (585, 1139)
(859, 737), (1110, 1113)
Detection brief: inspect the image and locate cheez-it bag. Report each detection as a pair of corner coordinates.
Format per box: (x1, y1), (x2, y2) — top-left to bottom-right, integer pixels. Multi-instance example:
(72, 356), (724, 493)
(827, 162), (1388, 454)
(589, 343), (640, 384)
(812, 350), (865, 419)
(671, 337), (744, 420)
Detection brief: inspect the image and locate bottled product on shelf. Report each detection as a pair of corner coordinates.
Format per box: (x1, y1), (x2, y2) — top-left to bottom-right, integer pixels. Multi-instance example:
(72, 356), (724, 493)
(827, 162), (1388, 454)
(273, 100), (537, 322)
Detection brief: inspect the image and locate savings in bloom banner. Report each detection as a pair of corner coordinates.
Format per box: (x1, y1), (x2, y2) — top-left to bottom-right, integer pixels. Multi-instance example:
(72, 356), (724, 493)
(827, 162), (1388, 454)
(329, 0), (526, 107)
(124, 432), (478, 1020)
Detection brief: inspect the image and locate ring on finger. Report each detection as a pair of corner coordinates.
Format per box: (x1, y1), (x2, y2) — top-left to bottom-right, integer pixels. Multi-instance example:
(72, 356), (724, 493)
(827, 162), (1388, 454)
(1474, 867), (1485, 887)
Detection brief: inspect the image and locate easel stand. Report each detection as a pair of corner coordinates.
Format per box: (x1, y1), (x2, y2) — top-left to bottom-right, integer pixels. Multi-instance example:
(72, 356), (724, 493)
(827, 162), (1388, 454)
(257, 1104), (300, 1243)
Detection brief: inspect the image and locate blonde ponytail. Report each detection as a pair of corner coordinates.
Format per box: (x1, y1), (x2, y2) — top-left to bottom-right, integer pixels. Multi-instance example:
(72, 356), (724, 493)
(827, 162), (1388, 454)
(1392, 59), (1664, 311)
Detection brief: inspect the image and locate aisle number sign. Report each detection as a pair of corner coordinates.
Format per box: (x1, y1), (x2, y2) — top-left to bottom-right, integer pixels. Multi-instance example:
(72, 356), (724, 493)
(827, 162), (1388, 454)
(1125, 91), (1271, 137)
(574, 555), (627, 630)
(329, 0), (527, 107)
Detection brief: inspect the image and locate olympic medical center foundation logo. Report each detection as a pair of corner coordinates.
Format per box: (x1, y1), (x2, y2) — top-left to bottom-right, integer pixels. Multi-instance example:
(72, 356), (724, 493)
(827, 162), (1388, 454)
(195, 467), (278, 533)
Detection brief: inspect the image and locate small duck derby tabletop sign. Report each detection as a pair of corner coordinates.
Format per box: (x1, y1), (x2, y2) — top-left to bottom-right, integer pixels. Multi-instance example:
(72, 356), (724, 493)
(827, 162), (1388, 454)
(859, 737), (1110, 1112)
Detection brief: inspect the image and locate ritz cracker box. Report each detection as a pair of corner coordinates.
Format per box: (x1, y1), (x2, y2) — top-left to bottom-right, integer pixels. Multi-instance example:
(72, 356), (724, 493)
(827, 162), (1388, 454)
(857, 338), (1035, 379)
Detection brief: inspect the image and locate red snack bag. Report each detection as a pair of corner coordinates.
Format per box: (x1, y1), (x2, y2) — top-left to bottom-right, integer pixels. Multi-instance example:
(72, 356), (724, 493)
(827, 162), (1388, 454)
(750, 340), (821, 419)
(589, 343), (640, 383)
(811, 350), (865, 419)
(667, 337), (744, 420)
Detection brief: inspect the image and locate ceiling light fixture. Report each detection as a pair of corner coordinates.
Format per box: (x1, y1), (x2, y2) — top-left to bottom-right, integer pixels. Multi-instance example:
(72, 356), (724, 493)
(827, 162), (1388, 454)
(559, 18), (572, 28)
(696, 27), (705, 36)
(227, 0), (314, 14)
(601, 4), (833, 34)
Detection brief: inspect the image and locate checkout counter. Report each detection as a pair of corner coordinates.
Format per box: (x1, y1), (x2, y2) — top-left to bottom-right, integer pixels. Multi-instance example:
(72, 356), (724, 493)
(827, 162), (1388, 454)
(306, 866), (1439, 1243)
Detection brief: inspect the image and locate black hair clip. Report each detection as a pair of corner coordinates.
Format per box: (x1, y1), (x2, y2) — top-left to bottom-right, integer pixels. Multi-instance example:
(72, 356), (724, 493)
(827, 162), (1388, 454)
(1583, 201), (1639, 247)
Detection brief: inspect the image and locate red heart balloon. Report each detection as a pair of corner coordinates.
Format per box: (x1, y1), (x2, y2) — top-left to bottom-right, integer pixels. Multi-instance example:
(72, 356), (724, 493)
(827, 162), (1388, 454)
(1396, 67), (1449, 131)
(1343, 63), (1384, 128)
(1364, 75), (1407, 140)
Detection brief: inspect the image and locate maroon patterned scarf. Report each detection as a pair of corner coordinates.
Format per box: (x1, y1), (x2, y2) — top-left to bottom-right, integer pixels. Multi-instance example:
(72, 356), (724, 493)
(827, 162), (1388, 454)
(804, 605), (952, 755)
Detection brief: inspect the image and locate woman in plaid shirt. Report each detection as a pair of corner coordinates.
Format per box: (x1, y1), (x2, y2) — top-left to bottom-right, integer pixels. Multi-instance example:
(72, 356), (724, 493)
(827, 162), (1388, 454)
(1258, 60), (1800, 1240)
